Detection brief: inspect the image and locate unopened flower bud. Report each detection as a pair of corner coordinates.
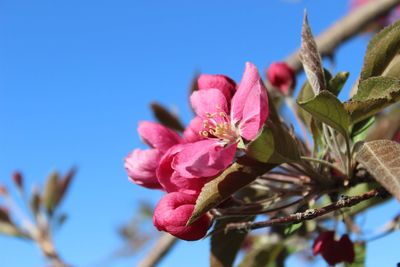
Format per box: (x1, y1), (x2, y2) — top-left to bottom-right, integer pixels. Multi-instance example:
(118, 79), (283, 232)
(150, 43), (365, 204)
(313, 231), (355, 265)
(153, 192), (212, 241)
(393, 131), (400, 143)
(12, 171), (23, 190)
(197, 74), (236, 100)
(266, 62), (296, 95)
(0, 206), (11, 223)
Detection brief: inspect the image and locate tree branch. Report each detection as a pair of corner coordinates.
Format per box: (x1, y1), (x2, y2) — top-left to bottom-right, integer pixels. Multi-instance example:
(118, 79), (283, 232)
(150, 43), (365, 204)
(225, 188), (386, 232)
(285, 0), (400, 73)
(138, 233), (178, 267)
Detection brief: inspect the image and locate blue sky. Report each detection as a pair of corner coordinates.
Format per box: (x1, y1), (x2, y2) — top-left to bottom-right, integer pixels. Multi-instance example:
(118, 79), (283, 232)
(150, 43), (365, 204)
(0, 0), (399, 266)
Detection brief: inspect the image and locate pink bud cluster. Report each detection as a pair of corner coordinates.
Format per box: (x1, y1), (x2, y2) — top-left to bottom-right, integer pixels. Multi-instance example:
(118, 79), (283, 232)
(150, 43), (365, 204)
(125, 62), (269, 240)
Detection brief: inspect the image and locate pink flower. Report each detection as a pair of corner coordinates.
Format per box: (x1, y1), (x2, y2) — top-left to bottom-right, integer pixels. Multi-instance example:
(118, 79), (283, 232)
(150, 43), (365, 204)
(157, 144), (213, 195)
(313, 231), (355, 265)
(178, 62), (268, 178)
(153, 192), (212, 241)
(197, 74), (236, 101)
(183, 74), (238, 143)
(125, 121), (183, 189)
(125, 149), (163, 189)
(183, 116), (205, 142)
(266, 62), (295, 95)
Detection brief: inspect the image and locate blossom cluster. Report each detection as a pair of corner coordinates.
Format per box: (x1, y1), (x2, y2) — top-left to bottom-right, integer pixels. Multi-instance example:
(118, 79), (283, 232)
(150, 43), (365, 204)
(125, 62), (269, 240)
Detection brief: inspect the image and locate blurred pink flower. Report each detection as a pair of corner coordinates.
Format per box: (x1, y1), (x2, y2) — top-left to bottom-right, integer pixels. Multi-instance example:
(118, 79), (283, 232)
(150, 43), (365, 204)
(266, 61), (295, 95)
(125, 121), (184, 189)
(153, 192), (212, 241)
(313, 231), (355, 265)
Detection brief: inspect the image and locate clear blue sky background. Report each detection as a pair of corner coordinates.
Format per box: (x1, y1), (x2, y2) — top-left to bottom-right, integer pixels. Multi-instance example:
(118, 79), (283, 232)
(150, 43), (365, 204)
(0, 0), (399, 266)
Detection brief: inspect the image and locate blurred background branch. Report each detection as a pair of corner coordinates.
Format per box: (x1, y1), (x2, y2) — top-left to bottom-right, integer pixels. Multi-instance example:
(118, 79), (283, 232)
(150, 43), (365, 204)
(285, 0), (400, 73)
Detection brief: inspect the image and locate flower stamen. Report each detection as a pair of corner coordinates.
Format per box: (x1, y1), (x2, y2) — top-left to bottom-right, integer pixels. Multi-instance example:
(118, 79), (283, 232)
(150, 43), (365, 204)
(200, 109), (239, 142)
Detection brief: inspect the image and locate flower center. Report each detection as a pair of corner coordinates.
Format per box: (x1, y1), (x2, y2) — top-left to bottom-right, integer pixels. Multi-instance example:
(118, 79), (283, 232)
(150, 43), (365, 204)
(200, 111), (239, 142)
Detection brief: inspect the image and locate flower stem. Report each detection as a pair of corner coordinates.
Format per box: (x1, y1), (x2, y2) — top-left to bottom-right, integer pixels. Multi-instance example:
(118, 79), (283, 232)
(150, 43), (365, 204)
(300, 156), (344, 175)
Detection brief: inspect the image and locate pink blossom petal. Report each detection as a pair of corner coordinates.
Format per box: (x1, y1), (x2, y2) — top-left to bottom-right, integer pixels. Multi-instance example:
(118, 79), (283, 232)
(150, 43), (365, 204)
(238, 78), (269, 140)
(161, 172), (209, 196)
(172, 139), (237, 178)
(198, 74), (236, 101)
(157, 145), (209, 195)
(230, 62), (262, 124)
(138, 121), (183, 153)
(183, 116), (205, 142)
(190, 89), (229, 119)
(153, 192), (212, 241)
(124, 149), (163, 189)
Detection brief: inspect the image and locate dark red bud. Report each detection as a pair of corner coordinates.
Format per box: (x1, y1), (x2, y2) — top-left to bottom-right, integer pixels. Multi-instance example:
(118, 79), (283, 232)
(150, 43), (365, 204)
(12, 171), (23, 189)
(338, 234), (355, 264)
(0, 206), (11, 223)
(313, 231), (355, 265)
(266, 62), (296, 95)
(393, 131), (400, 143)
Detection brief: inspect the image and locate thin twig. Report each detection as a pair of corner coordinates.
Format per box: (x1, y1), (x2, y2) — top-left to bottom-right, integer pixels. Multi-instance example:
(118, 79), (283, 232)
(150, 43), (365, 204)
(225, 188), (384, 232)
(285, 97), (312, 149)
(300, 156), (343, 175)
(285, 0), (400, 73)
(138, 233), (178, 267)
(217, 193), (313, 217)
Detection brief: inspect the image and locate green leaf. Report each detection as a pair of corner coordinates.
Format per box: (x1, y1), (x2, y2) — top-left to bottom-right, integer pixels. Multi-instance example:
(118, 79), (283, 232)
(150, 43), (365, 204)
(283, 222), (303, 236)
(0, 222), (26, 238)
(187, 162), (275, 225)
(55, 167), (76, 207)
(246, 123), (300, 164)
(328, 71), (349, 96)
(296, 69), (334, 130)
(361, 20), (400, 81)
(345, 242), (366, 267)
(298, 90), (350, 137)
(310, 118), (325, 156)
(210, 218), (252, 267)
(238, 240), (286, 267)
(351, 116), (375, 143)
(345, 77), (400, 124)
(43, 171), (60, 216)
(296, 81), (314, 130)
(300, 11), (326, 94)
(30, 191), (41, 216)
(355, 140), (400, 201)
